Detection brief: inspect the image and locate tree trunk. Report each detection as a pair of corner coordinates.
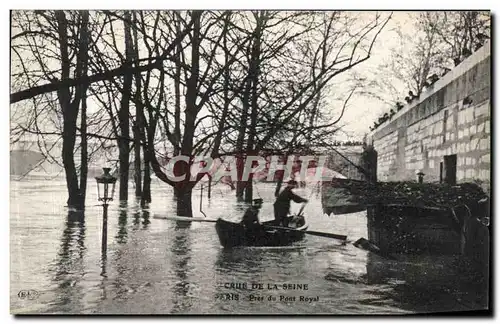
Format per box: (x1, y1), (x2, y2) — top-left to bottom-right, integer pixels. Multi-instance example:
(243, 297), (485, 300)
(235, 157), (246, 199)
(244, 174), (254, 202)
(141, 162), (151, 207)
(174, 187), (193, 217)
(235, 33), (252, 200)
(139, 106), (152, 206)
(174, 10), (201, 217)
(131, 11), (150, 206)
(133, 118), (142, 198)
(118, 11), (134, 201)
(144, 115), (158, 205)
(79, 91), (88, 205)
(211, 12), (232, 158)
(62, 121), (81, 208)
(243, 11), (263, 203)
(55, 10), (87, 210)
(173, 13), (182, 156)
(207, 176), (212, 199)
(78, 11), (89, 207)
(174, 188), (193, 217)
(235, 77), (251, 199)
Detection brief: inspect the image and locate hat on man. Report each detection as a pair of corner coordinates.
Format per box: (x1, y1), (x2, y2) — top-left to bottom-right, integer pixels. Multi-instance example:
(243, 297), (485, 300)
(253, 199), (263, 209)
(253, 198), (264, 205)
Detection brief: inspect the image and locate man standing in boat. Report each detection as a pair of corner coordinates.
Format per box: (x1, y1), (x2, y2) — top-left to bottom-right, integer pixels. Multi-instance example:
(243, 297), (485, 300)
(274, 180), (308, 227)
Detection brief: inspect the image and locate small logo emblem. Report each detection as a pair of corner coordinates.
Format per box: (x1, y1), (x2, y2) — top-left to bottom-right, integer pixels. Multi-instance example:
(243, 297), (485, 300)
(18, 290), (39, 300)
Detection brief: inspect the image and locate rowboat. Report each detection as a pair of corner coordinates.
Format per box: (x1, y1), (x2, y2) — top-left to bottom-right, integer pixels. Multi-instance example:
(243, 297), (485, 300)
(215, 216), (309, 248)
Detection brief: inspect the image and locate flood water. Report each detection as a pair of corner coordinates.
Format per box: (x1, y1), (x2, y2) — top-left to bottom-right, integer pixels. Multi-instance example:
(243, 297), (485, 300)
(10, 177), (488, 314)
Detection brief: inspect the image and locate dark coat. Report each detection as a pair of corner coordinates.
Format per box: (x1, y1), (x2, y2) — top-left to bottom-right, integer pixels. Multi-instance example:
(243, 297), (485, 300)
(274, 187), (307, 213)
(241, 206), (260, 227)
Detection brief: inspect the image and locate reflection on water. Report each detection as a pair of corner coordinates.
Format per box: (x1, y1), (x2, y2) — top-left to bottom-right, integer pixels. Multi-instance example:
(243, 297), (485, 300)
(10, 179), (489, 314)
(142, 209), (151, 228)
(364, 253), (489, 313)
(171, 224), (193, 313)
(51, 211), (86, 312)
(116, 203), (128, 244)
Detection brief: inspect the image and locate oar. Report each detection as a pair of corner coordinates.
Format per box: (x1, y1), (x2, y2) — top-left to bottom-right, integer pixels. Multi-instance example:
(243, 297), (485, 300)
(156, 215), (347, 241)
(153, 215), (218, 223)
(296, 202), (307, 217)
(263, 225), (347, 241)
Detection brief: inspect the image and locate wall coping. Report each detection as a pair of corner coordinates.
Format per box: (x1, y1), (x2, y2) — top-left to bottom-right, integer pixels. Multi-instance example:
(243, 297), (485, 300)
(367, 41), (490, 139)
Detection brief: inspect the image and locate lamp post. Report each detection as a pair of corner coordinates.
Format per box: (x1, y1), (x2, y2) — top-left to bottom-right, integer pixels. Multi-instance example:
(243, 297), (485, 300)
(416, 170), (425, 184)
(95, 167), (117, 257)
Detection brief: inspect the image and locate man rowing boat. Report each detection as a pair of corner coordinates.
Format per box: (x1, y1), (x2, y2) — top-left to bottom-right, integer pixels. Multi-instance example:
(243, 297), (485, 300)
(274, 180), (308, 227)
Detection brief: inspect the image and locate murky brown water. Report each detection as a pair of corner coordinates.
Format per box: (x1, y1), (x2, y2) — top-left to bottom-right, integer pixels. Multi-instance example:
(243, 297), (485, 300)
(10, 177), (488, 314)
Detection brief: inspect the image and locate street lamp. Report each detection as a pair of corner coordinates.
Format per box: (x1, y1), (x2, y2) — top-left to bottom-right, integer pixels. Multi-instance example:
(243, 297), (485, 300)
(95, 167), (117, 259)
(95, 167), (117, 204)
(416, 170), (425, 184)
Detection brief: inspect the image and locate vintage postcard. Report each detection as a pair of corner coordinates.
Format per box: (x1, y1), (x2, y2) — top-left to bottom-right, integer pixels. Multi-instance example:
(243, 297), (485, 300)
(10, 10), (491, 315)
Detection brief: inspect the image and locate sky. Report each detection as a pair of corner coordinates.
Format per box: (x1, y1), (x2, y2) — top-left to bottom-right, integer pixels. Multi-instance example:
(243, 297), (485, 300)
(7, 10), (491, 148)
(9, 11), (415, 144)
(333, 12), (414, 140)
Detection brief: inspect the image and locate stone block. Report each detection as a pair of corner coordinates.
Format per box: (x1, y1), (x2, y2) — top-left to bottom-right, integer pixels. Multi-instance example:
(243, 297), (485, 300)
(471, 138), (479, 150)
(480, 139), (488, 150)
(480, 169), (490, 180)
(482, 154), (490, 163)
(460, 111), (467, 124)
(470, 125), (477, 135)
(463, 128), (469, 137)
(457, 169), (465, 180)
(485, 122), (490, 133)
(475, 102), (490, 117)
(448, 117), (455, 129)
(465, 108), (474, 123)
(477, 122), (485, 133)
(458, 130), (463, 139)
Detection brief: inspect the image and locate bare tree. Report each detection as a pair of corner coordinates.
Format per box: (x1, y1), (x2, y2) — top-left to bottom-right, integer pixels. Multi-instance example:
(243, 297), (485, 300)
(227, 11), (392, 201)
(434, 11), (490, 65)
(11, 10), (391, 216)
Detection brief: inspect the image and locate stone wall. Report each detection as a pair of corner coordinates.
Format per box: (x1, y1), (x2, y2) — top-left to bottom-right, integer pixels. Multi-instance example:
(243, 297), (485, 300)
(366, 42), (491, 194)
